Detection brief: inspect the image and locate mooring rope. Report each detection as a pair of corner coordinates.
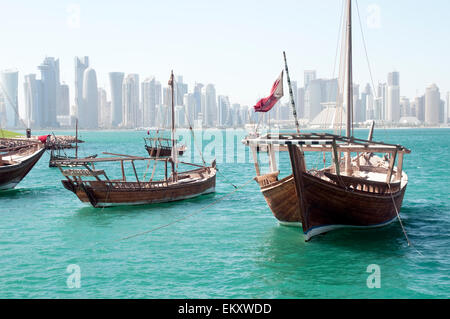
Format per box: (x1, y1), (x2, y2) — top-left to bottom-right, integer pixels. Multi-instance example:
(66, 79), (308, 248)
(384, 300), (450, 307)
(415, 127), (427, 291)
(387, 183), (423, 256)
(115, 176), (255, 241)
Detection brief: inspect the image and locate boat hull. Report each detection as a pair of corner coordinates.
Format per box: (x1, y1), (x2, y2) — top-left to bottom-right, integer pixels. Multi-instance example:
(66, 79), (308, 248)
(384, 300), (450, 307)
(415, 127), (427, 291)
(145, 145), (184, 157)
(259, 175), (302, 224)
(299, 172), (406, 240)
(61, 169), (216, 208)
(0, 148), (45, 190)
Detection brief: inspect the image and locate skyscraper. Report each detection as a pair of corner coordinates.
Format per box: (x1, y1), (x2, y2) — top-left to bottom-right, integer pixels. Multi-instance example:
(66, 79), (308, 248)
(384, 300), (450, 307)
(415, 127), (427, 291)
(38, 57), (60, 127)
(109, 72), (124, 127)
(98, 87), (110, 128)
(415, 95), (425, 122)
(141, 77), (158, 127)
(217, 95), (230, 126)
(74, 56), (89, 118)
(446, 92), (450, 124)
(122, 74), (139, 128)
(23, 73), (43, 128)
(425, 83), (440, 125)
(304, 79), (322, 120)
(80, 68), (98, 129)
(304, 70), (316, 88)
(59, 83), (70, 116)
(0, 69), (19, 128)
(204, 84), (217, 127)
(386, 72), (400, 122)
(193, 83), (204, 121)
(297, 87), (305, 118)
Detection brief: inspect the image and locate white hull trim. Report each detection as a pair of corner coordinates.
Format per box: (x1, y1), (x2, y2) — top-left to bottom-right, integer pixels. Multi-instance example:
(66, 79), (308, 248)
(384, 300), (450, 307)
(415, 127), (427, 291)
(304, 216), (398, 241)
(278, 221), (302, 227)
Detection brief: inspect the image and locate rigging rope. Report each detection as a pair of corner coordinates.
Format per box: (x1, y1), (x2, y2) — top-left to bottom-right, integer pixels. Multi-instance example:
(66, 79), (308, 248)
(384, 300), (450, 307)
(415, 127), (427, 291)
(116, 176), (255, 241)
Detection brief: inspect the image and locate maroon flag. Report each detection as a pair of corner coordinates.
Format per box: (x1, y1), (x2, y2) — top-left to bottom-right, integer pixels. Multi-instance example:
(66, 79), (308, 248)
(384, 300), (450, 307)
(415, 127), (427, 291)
(253, 71), (284, 113)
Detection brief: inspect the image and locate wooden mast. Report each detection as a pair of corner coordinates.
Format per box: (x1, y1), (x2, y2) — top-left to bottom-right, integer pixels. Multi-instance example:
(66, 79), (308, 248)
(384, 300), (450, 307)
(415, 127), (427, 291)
(75, 118), (78, 159)
(169, 70), (177, 182)
(345, 0), (353, 175)
(283, 51), (300, 133)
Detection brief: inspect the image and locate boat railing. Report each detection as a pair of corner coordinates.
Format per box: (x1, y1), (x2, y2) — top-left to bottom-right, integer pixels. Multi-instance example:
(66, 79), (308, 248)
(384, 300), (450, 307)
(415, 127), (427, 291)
(323, 172), (401, 194)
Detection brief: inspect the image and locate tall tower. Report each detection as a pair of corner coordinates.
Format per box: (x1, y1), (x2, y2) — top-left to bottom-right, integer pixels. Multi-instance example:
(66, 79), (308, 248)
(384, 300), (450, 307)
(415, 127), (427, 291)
(74, 56), (89, 119)
(386, 71), (400, 122)
(425, 84), (440, 125)
(122, 74), (139, 128)
(304, 70), (316, 88)
(141, 77), (158, 127)
(80, 68), (98, 129)
(0, 69), (19, 128)
(23, 74), (42, 128)
(109, 72), (124, 127)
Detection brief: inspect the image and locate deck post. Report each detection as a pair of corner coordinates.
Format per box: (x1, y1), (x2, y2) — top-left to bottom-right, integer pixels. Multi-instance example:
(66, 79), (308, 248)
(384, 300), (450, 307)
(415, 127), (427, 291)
(131, 160), (140, 186)
(386, 149), (397, 184)
(395, 152), (404, 181)
(251, 145), (261, 176)
(287, 144), (309, 235)
(267, 144), (277, 173)
(331, 140), (341, 176)
(121, 160), (126, 182)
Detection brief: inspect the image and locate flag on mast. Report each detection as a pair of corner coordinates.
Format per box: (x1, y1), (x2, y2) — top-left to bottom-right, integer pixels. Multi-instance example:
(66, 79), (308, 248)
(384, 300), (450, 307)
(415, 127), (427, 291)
(253, 71), (284, 113)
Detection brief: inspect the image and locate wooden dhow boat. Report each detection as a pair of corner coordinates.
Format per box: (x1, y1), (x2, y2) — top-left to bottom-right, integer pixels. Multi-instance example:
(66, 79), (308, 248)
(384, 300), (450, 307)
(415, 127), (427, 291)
(49, 120), (97, 168)
(57, 71), (216, 207)
(144, 136), (186, 157)
(0, 138), (45, 190)
(244, 0), (411, 241)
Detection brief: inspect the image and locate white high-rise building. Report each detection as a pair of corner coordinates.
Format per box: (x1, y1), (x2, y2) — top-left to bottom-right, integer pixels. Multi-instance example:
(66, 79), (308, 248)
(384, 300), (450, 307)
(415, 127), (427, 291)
(0, 69), (19, 128)
(80, 68), (98, 129)
(141, 77), (158, 127)
(304, 70), (316, 88)
(183, 93), (196, 125)
(59, 83), (70, 116)
(425, 84), (440, 125)
(98, 87), (110, 128)
(386, 72), (400, 123)
(122, 74), (139, 128)
(109, 72), (124, 127)
(217, 95), (230, 126)
(74, 56), (89, 118)
(445, 92), (449, 124)
(304, 79), (322, 120)
(23, 74), (42, 128)
(204, 84), (217, 127)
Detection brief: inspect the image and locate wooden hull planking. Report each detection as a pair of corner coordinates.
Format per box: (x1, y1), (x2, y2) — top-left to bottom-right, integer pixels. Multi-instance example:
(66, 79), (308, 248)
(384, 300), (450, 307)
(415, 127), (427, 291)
(62, 168), (216, 208)
(0, 147), (45, 190)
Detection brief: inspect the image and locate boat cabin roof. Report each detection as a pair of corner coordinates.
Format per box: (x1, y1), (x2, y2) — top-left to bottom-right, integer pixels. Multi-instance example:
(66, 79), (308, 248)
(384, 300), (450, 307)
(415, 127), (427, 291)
(243, 132), (411, 154)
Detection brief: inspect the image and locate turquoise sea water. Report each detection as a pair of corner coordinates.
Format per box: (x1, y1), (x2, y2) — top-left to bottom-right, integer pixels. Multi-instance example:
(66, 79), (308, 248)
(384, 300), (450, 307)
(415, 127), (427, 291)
(0, 128), (449, 298)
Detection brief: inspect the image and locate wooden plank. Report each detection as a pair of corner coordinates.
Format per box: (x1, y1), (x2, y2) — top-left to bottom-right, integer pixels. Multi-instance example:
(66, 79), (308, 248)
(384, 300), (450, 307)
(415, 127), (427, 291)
(251, 145), (261, 176)
(395, 152), (404, 181)
(386, 149), (397, 184)
(121, 160), (126, 182)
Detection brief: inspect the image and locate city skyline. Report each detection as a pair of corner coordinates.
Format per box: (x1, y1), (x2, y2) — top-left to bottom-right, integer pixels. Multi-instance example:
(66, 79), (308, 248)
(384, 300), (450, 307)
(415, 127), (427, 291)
(0, 0), (449, 112)
(1, 54), (448, 129)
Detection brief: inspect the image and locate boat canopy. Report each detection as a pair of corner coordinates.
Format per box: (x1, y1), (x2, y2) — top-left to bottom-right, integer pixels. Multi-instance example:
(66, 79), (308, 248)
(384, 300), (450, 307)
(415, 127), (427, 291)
(243, 133), (411, 154)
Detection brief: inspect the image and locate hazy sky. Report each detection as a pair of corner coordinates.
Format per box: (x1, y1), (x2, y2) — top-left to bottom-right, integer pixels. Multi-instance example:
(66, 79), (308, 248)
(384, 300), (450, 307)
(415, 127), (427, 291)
(1, 0), (449, 113)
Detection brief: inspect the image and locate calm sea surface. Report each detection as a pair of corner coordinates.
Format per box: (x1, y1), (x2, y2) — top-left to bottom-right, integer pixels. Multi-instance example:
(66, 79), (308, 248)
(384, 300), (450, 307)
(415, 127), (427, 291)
(0, 128), (449, 298)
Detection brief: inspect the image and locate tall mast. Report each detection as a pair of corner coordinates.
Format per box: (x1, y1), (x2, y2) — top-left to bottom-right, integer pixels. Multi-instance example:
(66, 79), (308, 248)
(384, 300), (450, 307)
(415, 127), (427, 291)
(345, 0), (353, 175)
(283, 51), (300, 133)
(346, 0), (353, 138)
(75, 118), (78, 158)
(169, 70), (177, 181)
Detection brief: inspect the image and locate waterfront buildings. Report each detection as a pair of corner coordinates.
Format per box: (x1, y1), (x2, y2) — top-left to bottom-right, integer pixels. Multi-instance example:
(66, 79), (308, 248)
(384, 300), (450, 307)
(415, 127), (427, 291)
(0, 69), (19, 128)
(109, 72), (125, 127)
(425, 84), (440, 125)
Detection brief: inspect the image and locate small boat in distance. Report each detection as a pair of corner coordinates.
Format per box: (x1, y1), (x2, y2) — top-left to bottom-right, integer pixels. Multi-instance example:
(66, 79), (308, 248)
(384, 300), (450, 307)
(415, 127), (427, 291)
(49, 119), (97, 168)
(0, 138), (45, 190)
(144, 136), (186, 157)
(57, 71), (216, 207)
(244, 0), (411, 241)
